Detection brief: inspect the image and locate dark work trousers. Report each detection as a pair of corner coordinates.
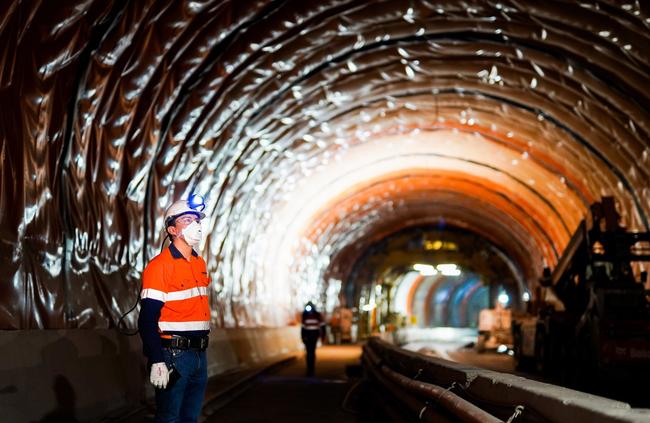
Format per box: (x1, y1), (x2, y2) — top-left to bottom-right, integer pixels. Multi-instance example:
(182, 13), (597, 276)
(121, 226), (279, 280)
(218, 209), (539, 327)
(154, 348), (208, 422)
(302, 330), (320, 377)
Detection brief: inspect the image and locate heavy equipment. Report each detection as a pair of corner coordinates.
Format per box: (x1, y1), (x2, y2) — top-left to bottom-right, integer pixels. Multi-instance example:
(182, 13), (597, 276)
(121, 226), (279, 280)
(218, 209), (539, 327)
(512, 197), (650, 386)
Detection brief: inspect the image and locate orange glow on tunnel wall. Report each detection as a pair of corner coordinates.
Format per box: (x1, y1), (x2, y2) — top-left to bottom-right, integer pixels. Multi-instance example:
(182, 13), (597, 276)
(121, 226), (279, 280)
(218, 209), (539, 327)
(300, 165), (586, 275)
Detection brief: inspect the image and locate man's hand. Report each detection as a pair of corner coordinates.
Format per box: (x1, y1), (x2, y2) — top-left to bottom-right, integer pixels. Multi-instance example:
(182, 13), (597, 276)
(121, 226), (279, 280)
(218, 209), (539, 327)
(150, 362), (170, 389)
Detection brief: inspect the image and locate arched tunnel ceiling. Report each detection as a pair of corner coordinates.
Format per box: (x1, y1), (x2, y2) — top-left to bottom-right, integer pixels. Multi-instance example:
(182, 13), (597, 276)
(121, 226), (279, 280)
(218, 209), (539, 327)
(1, 0), (649, 328)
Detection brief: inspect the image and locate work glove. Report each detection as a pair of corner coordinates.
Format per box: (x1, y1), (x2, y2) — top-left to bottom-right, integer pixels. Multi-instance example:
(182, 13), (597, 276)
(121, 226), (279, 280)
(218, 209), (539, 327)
(150, 362), (170, 389)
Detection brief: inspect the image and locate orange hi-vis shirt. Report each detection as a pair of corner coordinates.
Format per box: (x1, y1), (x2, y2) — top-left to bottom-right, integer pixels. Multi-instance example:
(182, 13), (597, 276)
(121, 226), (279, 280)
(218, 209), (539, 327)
(141, 244), (211, 333)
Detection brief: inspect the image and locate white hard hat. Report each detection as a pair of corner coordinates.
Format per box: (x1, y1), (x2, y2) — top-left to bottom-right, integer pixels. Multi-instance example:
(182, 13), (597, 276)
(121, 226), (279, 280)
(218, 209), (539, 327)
(164, 194), (206, 227)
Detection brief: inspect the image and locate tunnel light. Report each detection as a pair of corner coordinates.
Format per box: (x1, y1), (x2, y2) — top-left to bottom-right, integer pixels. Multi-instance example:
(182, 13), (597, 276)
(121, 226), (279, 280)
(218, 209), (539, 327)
(437, 264), (461, 276)
(496, 344), (508, 354)
(498, 292), (510, 306)
(522, 292), (530, 302)
(413, 264), (437, 276)
(436, 264), (457, 272)
(361, 302), (376, 311)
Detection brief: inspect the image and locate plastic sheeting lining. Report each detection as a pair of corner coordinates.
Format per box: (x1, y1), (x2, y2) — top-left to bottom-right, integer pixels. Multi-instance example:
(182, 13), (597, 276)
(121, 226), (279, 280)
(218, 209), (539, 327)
(0, 0), (649, 329)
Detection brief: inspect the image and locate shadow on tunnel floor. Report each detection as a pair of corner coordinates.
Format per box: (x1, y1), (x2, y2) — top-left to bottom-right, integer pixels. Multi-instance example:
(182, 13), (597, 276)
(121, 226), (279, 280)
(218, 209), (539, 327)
(113, 344), (383, 423)
(202, 344), (387, 423)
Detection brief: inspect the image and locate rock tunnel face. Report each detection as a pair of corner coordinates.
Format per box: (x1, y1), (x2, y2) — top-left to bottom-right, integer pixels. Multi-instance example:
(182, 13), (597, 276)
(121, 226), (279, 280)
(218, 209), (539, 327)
(1, 1), (649, 330)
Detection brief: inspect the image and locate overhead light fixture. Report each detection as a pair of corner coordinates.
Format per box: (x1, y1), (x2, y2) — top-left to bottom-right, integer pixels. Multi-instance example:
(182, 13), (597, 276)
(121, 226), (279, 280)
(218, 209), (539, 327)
(522, 292), (530, 302)
(413, 263), (437, 276)
(361, 302), (376, 311)
(436, 264), (457, 272)
(498, 292), (510, 305)
(424, 240), (443, 250)
(437, 264), (461, 276)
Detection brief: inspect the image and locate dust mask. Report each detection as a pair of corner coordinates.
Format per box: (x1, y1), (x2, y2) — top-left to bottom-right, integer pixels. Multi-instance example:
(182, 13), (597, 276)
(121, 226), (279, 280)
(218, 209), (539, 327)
(181, 221), (203, 249)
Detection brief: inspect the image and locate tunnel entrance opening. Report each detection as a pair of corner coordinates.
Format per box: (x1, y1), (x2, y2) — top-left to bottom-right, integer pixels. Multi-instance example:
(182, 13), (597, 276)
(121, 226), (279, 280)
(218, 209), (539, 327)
(340, 224), (525, 339)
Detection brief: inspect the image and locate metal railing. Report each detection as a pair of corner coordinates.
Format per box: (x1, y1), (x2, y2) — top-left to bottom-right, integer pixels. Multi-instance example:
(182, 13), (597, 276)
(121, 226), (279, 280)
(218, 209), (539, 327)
(362, 337), (650, 423)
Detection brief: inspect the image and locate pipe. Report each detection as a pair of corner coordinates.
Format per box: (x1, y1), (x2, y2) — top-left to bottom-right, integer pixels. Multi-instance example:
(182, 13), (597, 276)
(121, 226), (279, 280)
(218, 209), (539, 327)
(362, 355), (454, 423)
(364, 344), (503, 423)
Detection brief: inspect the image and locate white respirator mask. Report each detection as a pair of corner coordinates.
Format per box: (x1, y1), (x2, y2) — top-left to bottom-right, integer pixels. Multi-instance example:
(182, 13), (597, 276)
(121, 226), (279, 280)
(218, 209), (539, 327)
(181, 221), (203, 249)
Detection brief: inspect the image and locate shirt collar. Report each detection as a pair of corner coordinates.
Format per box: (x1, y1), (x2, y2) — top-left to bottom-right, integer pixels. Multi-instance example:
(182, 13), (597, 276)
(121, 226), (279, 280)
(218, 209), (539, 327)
(169, 243), (198, 259)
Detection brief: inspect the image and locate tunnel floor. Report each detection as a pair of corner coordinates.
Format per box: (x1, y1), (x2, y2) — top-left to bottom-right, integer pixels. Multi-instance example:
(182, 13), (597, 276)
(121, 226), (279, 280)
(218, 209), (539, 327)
(204, 345), (362, 423)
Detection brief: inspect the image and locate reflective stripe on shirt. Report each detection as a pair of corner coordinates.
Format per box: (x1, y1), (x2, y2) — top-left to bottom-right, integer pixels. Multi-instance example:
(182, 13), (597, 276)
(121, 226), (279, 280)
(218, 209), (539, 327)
(158, 320), (210, 331)
(302, 318), (324, 330)
(141, 288), (166, 302)
(166, 286), (208, 301)
(141, 286), (208, 302)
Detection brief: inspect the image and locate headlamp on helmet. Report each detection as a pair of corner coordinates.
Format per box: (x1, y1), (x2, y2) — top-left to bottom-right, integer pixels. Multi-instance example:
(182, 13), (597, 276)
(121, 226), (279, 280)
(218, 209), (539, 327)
(164, 194), (207, 227)
(188, 194), (206, 212)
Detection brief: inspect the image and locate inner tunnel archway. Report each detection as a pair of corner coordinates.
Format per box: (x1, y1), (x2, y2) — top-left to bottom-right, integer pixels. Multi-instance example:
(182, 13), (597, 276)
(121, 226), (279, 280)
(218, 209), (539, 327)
(340, 224), (521, 332)
(1, 0), (649, 335)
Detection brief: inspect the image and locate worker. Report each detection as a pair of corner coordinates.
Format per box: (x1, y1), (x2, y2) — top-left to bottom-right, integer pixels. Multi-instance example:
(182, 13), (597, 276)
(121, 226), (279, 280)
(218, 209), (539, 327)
(301, 301), (325, 377)
(138, 195), (211, 422)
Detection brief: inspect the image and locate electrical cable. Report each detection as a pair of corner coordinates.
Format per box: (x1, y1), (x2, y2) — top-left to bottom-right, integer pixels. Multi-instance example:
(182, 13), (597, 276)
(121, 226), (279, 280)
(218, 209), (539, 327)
(117, 233), (170, 336)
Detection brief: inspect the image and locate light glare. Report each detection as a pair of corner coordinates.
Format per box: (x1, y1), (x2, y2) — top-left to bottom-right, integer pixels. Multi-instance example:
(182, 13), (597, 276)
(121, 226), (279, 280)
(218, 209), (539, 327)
(413, 263), (437, 275)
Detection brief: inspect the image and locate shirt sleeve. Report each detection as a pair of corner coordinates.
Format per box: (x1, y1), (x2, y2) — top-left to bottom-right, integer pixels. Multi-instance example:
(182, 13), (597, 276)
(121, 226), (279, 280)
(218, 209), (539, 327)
(138, 299), (164, 363)
(138, 259), (167, 364)
(141, 258), (168, 302)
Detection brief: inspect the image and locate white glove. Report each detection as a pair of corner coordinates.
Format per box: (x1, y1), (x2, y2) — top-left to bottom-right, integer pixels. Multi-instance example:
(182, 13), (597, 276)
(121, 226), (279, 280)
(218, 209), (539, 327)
(150, 362), (170, 389)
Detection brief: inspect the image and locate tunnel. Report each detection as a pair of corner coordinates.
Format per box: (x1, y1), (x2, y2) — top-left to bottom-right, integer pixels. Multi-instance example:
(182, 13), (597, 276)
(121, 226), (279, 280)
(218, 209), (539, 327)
(2, 1), (650, 422)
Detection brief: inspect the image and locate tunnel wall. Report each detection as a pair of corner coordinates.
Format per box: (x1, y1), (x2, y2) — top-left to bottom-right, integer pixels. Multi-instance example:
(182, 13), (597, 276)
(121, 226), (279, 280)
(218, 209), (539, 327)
(3, 0), (650, 331)
(0, 327), (301, 422)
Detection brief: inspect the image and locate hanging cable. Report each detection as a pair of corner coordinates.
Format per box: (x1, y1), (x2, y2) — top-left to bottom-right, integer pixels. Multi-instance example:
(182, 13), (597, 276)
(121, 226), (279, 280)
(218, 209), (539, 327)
(117, 233), (170, 336)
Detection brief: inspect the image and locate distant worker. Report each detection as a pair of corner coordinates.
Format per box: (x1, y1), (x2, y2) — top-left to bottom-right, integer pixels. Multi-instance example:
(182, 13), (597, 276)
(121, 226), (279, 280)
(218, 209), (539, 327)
(301, 301), (325, 377)
(138, 195), (211, 422)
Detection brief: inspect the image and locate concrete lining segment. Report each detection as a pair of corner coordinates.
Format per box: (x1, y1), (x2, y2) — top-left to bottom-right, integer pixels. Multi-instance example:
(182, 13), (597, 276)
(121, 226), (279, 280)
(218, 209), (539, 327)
(368, 337), (650, 423)
(0, 327), (302, 422)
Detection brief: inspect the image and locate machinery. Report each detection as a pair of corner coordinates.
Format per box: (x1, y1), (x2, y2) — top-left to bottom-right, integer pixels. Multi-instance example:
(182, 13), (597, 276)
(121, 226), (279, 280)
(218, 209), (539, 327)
(512, 197), (650, 385)
(476, 303), (512, 352)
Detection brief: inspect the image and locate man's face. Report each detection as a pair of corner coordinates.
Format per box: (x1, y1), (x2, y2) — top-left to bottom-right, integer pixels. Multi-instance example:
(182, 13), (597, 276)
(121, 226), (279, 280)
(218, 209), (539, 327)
(168, 214), (200, 239)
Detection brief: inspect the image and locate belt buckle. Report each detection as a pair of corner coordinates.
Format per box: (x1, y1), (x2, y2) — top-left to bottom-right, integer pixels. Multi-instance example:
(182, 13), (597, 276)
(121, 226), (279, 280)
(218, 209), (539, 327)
(180, 337), (189, 349)
(200, 337), (208, 349)
(172, 336), (189, 349)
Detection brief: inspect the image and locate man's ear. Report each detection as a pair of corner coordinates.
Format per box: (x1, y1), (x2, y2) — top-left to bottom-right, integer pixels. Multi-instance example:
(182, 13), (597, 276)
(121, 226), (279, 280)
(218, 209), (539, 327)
(167, 225), (178, 239)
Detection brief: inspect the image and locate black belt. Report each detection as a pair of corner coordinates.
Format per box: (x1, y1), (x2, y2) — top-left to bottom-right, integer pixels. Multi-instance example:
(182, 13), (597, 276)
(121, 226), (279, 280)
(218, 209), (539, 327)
(161, 335), (209, 350)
